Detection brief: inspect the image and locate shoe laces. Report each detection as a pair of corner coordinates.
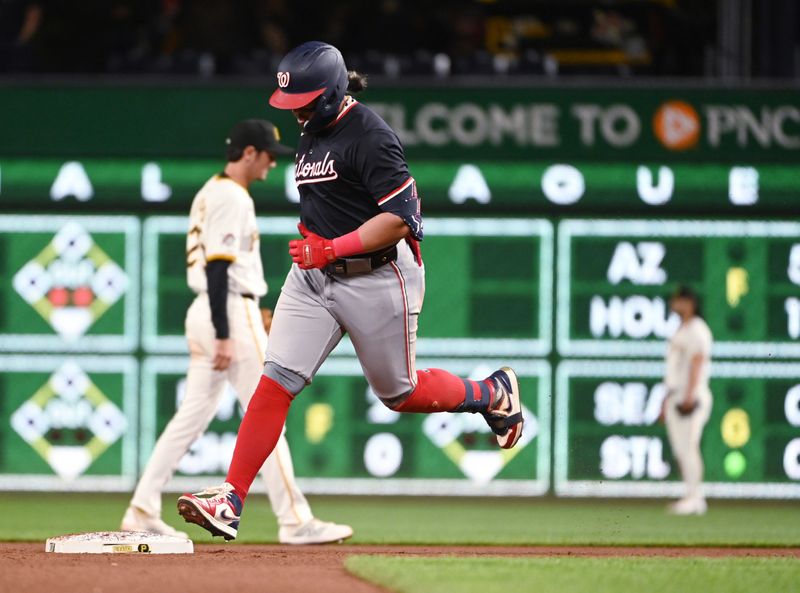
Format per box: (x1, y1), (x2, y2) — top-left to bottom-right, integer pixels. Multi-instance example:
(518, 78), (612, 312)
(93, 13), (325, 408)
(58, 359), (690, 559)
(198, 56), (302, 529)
(292, 519), (327, 537)
(196, 482), (235, 500)
(487, 379), (511, 416)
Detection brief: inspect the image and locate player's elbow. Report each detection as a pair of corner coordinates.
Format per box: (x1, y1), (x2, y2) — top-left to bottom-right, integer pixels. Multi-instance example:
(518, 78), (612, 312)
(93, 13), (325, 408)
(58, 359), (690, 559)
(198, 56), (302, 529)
(389, 214), (412, 240)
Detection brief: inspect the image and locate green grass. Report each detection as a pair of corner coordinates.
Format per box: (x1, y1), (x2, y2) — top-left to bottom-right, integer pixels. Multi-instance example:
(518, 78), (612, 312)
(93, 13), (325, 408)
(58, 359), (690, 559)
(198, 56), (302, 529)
(345, 556), (800, 593)
(2, 493), (798, 546)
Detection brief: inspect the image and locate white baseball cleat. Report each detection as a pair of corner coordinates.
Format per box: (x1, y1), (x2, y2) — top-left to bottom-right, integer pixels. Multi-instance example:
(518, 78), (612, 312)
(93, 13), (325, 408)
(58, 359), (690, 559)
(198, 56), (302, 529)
(120, 506), (189, 539)
(278, 519), (354, 545)
(667, 497), (708, 516)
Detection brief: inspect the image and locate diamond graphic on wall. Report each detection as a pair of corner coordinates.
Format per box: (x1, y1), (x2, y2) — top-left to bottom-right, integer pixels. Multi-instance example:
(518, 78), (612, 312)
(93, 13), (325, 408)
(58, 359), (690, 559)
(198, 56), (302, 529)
(10, 361), (127, 479)
(12, 222), (129, 341)
(422, 405), (538, 484)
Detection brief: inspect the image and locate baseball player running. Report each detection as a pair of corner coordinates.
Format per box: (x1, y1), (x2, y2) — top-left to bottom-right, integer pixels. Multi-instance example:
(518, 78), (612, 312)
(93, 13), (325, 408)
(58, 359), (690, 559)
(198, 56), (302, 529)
(122, 119), (352, 544)
(177, 41), (523, 541)
(662, 285), (713, 515)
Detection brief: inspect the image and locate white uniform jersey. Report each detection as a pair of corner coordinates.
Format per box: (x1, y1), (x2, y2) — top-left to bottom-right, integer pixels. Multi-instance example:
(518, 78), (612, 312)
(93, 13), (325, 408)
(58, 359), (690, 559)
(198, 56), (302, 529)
(664, 316), (713, 398)
(187, 175), (267, 297)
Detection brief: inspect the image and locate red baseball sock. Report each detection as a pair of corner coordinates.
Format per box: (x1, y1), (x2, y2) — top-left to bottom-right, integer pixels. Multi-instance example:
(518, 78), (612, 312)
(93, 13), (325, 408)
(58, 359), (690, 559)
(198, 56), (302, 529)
(394, 368), (495, 413)
(226, 375), (293, 501)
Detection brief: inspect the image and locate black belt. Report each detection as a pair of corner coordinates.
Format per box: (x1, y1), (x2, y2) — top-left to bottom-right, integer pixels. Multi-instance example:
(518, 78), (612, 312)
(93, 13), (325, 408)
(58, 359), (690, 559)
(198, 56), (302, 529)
(241, 293), (256, 300)
(324, 246), (397, 277)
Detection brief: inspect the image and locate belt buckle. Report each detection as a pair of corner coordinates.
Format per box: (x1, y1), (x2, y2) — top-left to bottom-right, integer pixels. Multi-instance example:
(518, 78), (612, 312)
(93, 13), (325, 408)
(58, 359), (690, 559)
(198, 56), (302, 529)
(344, 258), (372, 275)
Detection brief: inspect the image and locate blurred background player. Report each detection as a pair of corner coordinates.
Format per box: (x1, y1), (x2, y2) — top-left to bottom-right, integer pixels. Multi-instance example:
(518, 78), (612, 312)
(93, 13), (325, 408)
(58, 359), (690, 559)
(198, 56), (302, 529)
(662, 285), (713, 515)
(121, 119), (352, 544)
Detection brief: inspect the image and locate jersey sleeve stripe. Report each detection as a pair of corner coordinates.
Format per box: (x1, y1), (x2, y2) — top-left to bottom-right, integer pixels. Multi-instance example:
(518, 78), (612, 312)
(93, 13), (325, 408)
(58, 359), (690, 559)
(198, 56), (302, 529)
(377, 177), (414, 206)
(206, 254), (236, 262)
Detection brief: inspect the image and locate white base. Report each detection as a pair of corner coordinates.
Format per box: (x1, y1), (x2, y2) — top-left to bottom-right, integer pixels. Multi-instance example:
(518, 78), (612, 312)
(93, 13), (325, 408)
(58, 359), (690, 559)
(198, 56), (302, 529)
(45, 531), (193, 554)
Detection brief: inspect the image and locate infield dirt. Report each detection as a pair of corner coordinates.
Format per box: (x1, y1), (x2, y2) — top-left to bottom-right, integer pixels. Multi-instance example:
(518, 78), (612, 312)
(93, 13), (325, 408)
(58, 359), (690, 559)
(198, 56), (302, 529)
(2, 543), (798, 593)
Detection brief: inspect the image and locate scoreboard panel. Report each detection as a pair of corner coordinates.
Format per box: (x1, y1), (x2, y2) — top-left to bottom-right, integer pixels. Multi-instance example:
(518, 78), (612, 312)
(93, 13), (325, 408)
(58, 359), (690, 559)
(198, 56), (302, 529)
(140, 356), (551, 496)
(0, 213), (797, 497)
(555, 360), (800, 498)
(1, 158), (797, 214)
(0, 216), (140, 352)
(0, 355), (138, 491)
(557, 219), (800, 358)
(142, 216), (553, 357)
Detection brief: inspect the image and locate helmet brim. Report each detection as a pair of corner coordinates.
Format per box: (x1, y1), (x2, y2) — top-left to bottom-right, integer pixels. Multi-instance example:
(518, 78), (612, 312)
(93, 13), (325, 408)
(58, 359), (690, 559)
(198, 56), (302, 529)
(269, 87), (327, 110)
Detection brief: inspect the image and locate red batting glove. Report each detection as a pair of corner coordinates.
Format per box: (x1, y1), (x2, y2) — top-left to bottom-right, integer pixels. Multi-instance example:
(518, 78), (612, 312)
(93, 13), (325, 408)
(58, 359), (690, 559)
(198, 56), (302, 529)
(288, 223), (337, 269)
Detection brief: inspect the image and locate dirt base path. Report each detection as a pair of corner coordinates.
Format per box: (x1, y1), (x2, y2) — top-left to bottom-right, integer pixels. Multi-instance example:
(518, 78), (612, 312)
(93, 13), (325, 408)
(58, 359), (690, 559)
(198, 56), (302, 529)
(2, 543), (797, 593)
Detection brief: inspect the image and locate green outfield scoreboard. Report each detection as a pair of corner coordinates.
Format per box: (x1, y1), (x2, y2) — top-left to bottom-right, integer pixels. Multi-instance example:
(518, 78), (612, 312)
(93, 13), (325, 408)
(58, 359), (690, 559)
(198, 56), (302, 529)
(0, 212), (798, 497)
(0, 214), (551, 495)
(555, 361), (800, 498)
(1, 84), (800, 497)
(140, 357), (550, 496)
(142, 216), (551, 357)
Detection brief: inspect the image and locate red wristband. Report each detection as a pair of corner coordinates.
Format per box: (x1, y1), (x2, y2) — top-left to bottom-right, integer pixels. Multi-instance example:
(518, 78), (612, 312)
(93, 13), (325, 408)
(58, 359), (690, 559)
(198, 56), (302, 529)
(332, 230), (364, 258)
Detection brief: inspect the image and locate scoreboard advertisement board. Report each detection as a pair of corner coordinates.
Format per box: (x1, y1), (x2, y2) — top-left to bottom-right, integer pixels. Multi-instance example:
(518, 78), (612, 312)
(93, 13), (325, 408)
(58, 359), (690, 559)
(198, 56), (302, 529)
(0, 83), (798, 497)
(555, 361), (800, 499)
(557, 219), (800, 358)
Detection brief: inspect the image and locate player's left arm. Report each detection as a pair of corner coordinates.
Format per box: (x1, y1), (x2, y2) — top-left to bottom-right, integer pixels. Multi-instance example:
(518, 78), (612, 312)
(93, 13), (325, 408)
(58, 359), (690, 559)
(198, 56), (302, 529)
(351, 211), (410, 250)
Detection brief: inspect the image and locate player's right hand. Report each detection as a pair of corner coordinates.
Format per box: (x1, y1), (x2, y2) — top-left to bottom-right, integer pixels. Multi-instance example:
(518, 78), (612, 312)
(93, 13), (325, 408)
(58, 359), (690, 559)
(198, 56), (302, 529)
(213, 338), (234, 370)
(676, 400), (699, 416)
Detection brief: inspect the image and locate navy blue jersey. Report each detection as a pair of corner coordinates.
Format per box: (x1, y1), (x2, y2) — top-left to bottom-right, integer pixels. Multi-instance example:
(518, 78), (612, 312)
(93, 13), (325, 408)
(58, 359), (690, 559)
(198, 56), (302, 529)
(294, 99), (423, 243)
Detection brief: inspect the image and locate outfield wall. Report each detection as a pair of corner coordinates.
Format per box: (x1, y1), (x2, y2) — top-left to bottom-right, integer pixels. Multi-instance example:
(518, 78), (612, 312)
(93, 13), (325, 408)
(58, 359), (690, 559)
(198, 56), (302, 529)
(0, 82), (797, 497)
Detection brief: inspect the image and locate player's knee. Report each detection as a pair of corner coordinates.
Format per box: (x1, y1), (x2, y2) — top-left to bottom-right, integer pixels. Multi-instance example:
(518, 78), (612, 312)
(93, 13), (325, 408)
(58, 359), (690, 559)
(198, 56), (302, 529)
(373, 385), (415, 411)
(263, 362), (306, 395)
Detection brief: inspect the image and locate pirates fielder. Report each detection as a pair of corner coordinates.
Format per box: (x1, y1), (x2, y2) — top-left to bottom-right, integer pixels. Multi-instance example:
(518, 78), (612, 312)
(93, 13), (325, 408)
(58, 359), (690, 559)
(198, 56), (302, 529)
(121, 119), (352, 544)
(663, 285), (713, 515)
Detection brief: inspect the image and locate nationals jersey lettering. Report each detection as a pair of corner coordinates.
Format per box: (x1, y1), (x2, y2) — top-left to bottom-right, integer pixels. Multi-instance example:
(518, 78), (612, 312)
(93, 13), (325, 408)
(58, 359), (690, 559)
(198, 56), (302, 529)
(295, 99), (423, 242)
(187, 175), (268, 297)
(295, 151), (338, 185)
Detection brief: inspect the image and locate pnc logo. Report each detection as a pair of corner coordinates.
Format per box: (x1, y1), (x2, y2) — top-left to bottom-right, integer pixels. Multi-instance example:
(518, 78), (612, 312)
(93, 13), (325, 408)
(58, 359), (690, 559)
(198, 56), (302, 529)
(277, 72), (290, 88)
(652, 100), (700, 151)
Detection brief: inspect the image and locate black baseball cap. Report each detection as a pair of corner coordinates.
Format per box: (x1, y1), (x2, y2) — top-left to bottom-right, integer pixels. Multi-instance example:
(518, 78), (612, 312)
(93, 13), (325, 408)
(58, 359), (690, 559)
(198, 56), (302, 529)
(671, 284), (698, 302)
(225, 119), (294, 156)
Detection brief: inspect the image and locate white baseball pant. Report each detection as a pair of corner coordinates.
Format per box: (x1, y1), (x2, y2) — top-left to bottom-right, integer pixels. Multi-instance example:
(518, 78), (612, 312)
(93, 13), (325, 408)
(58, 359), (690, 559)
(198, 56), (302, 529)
(130, 293), (313, 527)
(665, 387), (712, 501)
